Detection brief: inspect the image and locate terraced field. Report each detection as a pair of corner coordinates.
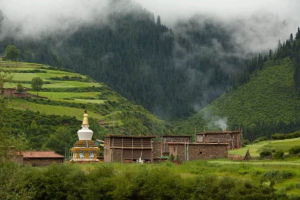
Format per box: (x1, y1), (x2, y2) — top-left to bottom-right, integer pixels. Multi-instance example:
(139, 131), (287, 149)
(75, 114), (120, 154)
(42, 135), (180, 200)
(0, 59), (167, 135)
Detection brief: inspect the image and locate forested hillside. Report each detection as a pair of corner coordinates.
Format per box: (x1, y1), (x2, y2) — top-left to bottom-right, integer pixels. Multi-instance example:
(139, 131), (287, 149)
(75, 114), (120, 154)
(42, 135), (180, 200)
(0, 5), (247, 119)
(175, 29), (300, 140)
(0, 60), (167, 154)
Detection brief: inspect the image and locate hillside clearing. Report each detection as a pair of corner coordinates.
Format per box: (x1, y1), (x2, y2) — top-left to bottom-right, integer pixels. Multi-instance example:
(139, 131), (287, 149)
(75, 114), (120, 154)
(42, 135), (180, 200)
(230, 137), (300, 157)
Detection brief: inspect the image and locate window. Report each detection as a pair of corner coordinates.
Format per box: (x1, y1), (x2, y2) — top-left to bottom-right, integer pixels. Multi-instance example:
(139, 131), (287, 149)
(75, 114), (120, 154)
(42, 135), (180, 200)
(90, 152), (94, 158)
(79, 152), (84, 159)
(198, 136), (203, 142)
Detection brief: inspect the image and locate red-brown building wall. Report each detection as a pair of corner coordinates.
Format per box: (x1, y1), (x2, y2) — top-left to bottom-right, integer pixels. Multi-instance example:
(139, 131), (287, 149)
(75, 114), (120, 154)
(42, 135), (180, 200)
(196, 132), (242, 149)
(168, 143), (228, 161)
(161, 136), (191, 154)
(104, 136), (154, 163)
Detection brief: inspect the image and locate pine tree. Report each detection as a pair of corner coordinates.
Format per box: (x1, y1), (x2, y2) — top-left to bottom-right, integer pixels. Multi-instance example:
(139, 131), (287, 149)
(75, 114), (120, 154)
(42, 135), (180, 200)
(294, 53), (300, 93)
(156, 15), (161, 26)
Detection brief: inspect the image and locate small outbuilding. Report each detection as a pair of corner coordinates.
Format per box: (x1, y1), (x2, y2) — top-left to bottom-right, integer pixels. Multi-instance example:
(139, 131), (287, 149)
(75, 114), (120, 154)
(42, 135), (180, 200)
(20, 151), (64, 166)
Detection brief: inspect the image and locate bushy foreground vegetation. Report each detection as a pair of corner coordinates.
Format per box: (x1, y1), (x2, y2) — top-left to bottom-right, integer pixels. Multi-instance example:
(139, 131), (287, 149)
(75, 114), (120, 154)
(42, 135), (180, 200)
(0, 161), (294, 200)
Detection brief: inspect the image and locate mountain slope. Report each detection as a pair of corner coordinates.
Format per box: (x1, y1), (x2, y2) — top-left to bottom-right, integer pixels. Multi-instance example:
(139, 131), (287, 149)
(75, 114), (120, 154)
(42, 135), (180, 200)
(0, 10), (247, 119)
(0, 59), (167, 153)
(175, 57), (300, 140)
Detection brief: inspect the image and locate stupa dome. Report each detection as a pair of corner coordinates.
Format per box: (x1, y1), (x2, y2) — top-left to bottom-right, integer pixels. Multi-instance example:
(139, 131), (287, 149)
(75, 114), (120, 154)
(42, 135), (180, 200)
(77, 111), (93, 140)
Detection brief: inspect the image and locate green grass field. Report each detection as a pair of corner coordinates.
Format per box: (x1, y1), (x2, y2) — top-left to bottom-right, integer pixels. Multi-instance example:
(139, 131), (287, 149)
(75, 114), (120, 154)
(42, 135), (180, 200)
(29, 91), (99, 99)
(7, 98), (102, 120)
(230, 137), (300, 157)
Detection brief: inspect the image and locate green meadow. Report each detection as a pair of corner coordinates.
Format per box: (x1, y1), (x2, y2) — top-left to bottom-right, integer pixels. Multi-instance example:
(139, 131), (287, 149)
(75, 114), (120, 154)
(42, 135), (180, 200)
(230, 137), (300, 157)
(6, 98), (103, 120)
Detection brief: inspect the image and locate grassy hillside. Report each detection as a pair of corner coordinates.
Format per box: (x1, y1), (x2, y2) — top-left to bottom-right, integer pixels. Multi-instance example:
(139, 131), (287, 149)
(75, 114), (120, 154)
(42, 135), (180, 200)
(230, 137), (300, 157)
(0, 60), (168, 152)
(175, 58), (300, 139)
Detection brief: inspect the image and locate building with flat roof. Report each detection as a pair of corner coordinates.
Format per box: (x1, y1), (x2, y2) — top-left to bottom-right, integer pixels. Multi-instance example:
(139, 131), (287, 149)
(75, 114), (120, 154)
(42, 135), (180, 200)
(196, 130), (242, 149)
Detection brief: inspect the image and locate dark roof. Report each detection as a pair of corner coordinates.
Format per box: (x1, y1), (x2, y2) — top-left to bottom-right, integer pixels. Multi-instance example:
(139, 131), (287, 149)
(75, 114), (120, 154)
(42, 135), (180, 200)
(105, 135), (156, 138)
(167, 142), (229, 146)
(22, 151), (64, 158)
(197, 131), (241, 135)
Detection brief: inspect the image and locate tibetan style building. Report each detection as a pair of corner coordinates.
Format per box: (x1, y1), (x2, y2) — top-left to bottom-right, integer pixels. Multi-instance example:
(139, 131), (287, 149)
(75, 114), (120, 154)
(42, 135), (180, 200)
(104, 135), (155, 163)
(168, 142), (228, 161)
(195, 130), (242, 149)
(153, 135), (191, 162)
(70, 111), (99, 163)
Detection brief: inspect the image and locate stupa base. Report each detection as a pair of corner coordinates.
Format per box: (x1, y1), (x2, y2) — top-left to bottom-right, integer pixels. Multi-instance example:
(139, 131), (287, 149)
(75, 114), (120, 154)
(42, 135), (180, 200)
(70, 158), (99, 163)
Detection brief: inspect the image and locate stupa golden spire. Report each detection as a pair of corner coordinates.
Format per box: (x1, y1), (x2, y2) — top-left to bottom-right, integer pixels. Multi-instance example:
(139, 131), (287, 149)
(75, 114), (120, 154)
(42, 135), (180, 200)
(82, 110), (89, 126)
(70, 110), (99, 163)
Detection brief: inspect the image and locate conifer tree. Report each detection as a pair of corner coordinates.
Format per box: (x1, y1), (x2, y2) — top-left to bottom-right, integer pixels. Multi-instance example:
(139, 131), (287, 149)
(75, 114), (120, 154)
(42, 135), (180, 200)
(294, 53), (300, 93)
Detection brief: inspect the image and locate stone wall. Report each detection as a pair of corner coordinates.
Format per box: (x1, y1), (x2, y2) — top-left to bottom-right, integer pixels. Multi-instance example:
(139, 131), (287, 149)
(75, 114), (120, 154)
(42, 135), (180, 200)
(161, 136), (191, 154)
(168, 143), (228, 161)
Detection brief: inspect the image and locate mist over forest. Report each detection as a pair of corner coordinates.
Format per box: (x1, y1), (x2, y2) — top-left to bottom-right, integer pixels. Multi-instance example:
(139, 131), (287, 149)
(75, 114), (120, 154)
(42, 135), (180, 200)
(0, 0), (299, 119)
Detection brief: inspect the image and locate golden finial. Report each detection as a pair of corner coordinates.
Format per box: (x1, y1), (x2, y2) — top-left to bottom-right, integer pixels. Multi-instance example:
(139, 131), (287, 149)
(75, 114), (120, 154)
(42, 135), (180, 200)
(82, 110), (89, 126)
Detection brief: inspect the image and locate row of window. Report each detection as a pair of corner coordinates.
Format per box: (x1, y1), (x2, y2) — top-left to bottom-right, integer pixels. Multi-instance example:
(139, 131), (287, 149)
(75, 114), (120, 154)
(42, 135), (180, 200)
(73, 152), (95, 159)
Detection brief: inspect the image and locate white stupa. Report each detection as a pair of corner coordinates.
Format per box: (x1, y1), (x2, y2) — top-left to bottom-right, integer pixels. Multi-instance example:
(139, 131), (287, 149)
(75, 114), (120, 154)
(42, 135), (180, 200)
(77, 112), (93, 140)
(70, 111), (100, 163)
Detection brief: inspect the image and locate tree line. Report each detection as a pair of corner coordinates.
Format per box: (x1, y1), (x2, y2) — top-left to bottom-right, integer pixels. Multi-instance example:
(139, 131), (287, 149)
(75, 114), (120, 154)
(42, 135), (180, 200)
(0, 11), (248, 120)
(233, 28), (300, 93)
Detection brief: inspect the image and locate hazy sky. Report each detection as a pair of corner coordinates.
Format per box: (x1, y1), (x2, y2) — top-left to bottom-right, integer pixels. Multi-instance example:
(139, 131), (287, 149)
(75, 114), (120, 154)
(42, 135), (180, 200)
(136, 0), (300, 23)
(0, 0), (299, 50)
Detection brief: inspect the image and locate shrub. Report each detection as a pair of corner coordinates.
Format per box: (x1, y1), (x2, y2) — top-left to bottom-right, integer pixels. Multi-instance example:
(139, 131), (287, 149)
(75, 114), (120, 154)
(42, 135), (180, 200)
(16, 84), (24, 93)
(3, 45), (21, 61)
(289, 146), (300, 155)
(273, 150), (284, 159)
(260, 150), (272, 159)
(254, 136), (268, 143)
(272, 131), (300, 140)
(242, 139), (250, 146)
(169, 154), (175, 161)
(261, 170), (294, 183)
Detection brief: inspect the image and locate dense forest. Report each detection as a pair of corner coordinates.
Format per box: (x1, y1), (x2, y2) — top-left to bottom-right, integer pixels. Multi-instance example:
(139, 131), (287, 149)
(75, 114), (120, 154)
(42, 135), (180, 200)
(176, 29), (300, 140)
(0, 1), (299, 138)
(0, 8), (248, 120)
(234, 28), (300, 91)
